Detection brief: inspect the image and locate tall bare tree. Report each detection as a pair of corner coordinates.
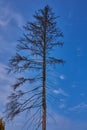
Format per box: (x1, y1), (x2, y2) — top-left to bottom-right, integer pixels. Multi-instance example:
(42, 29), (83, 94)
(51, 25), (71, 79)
(5, 5), (64, 130)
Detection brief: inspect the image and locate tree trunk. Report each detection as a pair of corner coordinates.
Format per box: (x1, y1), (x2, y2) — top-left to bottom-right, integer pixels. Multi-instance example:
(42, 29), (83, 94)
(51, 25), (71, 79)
(42, 22), (46, 130)
(42, 55), (46, 130)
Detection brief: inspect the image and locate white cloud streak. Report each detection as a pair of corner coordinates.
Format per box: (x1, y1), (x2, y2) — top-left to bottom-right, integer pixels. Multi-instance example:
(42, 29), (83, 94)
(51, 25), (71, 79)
(59, 74), (65, 80)
(0, 5), (24, 28)
(0, 62), (14, 105)
(68, 103), (87, 112)
(0, 62), (13, 82)
(47, 109), (87, 130)
(59, 103), (66, 109)
(53, 88), (69, 97)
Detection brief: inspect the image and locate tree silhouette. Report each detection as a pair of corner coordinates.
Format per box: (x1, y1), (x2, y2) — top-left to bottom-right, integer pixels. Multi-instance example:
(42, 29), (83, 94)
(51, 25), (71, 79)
(5, 5), (64, 130)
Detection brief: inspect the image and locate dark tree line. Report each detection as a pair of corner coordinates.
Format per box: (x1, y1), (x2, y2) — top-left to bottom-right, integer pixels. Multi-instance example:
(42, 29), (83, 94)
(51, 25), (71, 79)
(5, 5), (64, 130)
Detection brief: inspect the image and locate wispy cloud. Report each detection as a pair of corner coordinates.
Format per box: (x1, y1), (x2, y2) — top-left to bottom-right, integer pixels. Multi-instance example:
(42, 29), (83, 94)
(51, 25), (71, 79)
(0, 5), (24, 28)
(47, 109), (87, 130)
(80, 93), (85, 96)
(53, 88), (69, 97)
(76, 47), (81, 56)
(0, 62), (14, 105)
(0, 5), (25, 63)
(72, 84), (77, 88)
(6, 114), (24, 130)
(68, 11), (72, 19)
(0, 6), (11, 26)
(72, 81), (79, 88)
(0, 62), (12, 82)
(59, 103), (66, 109)
(59, 74), (65, 80)
(68, 103), (87, 112)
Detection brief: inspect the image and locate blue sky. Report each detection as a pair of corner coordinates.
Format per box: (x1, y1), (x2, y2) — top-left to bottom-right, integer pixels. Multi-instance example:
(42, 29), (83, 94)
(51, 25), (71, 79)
(0, 0), (87, 130)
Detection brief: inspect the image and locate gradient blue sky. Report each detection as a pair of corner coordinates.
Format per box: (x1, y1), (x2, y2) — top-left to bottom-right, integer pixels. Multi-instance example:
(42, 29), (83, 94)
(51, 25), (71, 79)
(0, 0), (87, 130)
